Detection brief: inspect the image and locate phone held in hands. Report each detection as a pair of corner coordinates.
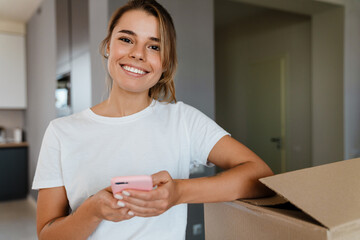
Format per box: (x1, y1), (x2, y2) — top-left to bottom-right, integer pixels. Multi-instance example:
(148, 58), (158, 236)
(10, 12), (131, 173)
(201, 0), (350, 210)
(111, 175), (153, 196)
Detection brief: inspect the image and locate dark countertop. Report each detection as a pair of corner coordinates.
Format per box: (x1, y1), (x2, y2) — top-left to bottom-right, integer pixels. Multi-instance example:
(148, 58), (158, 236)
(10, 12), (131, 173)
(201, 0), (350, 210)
(0, 142), (28, 148)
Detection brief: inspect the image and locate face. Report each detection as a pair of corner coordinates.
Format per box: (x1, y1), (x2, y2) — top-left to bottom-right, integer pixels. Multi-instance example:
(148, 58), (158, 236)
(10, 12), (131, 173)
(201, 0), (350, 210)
(107, 10), (163, 96)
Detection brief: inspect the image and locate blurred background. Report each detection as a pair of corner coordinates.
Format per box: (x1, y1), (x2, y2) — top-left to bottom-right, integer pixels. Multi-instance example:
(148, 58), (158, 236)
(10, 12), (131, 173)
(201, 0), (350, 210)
(0, 0), (359, 239)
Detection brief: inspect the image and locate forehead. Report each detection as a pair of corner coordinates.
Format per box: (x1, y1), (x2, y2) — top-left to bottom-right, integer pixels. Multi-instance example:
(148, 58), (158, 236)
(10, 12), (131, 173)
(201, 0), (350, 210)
(112, 10), (160, 38)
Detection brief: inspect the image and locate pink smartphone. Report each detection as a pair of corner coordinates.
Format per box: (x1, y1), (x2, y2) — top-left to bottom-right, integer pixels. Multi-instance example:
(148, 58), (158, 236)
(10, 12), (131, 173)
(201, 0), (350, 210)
(111, 175), (153, 196)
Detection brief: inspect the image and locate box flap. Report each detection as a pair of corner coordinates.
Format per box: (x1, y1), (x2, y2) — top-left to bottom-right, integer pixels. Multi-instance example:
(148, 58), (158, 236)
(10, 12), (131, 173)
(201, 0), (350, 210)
(260, 158), (360, 229)
(242, 194), (288, 206)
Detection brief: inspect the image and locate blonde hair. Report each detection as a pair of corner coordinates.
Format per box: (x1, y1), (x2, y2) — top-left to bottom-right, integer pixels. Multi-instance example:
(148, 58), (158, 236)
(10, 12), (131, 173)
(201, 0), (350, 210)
(100, 0), (177, 103)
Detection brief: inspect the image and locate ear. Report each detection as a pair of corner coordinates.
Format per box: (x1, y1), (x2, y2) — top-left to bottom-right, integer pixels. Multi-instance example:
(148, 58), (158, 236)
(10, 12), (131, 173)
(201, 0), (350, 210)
(106, 41), (111, 55)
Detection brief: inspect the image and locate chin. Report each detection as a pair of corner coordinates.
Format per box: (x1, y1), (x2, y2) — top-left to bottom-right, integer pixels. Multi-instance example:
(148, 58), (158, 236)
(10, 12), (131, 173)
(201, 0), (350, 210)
(113, 83), (150, 95)
(114, 79), (158, 94)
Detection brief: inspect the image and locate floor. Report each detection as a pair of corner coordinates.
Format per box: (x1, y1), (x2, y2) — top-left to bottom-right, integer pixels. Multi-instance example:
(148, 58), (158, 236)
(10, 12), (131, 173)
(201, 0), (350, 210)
(0, 197), (37, 240)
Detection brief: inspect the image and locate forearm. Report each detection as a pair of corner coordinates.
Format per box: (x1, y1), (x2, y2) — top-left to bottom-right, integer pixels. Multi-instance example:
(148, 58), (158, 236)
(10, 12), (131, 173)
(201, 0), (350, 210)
(39, 198), (101, 240)
(176, 161), (274, 204)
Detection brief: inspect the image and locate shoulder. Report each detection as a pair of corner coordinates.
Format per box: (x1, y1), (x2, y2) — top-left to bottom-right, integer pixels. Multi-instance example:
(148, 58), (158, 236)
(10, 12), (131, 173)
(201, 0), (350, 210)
(153, 100), (211, 126)
(154, 100), (200, 115)
(49, 109), (90, 133)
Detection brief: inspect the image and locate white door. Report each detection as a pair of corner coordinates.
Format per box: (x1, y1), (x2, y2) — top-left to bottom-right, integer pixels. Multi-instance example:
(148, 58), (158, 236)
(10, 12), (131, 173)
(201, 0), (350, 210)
(245, 57), (286, 174)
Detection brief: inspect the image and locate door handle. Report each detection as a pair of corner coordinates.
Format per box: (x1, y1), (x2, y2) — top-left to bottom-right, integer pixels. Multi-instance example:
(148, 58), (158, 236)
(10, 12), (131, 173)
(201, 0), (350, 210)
(270, 137), (281, 150)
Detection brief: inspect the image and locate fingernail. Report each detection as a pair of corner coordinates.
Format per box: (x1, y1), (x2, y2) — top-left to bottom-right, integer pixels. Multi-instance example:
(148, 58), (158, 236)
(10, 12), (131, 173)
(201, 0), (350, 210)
(117, 201), (125, 207)
(128, 211), (134, 216)
(114, 194), (123, 200)
(122, 191), (130, 196)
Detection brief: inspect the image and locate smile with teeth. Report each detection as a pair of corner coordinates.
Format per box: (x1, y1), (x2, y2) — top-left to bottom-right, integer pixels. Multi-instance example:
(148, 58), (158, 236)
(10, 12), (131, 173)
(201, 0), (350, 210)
(121, 65), (147, 75)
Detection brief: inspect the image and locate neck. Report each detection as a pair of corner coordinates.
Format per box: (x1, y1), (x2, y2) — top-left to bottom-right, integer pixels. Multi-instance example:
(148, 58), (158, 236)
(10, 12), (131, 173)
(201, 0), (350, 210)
(92, 87), (152, 117)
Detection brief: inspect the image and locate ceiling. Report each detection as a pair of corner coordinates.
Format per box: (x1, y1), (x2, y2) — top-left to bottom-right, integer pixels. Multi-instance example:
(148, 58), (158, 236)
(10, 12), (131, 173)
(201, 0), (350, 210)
(230, 0), (344, 15)
(215, 0), (344, 28)
(0, 0), (43, 23)
(0, 0), (345, 24)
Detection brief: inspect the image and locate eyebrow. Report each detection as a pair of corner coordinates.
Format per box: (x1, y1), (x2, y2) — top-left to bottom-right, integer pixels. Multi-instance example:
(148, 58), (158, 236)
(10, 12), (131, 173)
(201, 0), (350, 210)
(118, 29), (160, 42)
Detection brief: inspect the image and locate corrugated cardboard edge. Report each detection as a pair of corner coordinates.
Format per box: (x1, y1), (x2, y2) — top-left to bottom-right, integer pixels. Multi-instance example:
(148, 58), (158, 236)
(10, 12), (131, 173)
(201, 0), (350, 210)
(241, 194), (288, 206)
(228, 201), (325, 230)
(329, 218), (360, 240)
(205, 201), (328, 240)
(258, 158), (360, 230)
(258, 176), (327, 228)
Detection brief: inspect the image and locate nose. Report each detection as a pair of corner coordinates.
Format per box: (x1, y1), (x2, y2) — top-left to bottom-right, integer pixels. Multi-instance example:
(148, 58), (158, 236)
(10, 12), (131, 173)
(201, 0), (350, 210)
(129, 44), (145, 61)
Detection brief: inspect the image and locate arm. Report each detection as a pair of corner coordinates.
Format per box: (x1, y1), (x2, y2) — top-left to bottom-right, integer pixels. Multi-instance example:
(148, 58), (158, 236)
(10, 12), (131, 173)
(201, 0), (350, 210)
(176, 135), (274, 203)
(116, 135), (274, 217)
(37, 186), (134, 240)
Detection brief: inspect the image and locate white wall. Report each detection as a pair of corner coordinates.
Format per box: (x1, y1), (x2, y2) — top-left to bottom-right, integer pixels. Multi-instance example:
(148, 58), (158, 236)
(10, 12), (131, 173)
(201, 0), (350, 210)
(0, 33), (26, 109)
(312, 7), (344, 166)
(26, 0), (107, 200)
(167, 0), (216, 118)
(215, 5), (312, 172)
(0, 20), (25, 35)
(0, 20), (26, 136)
(0, 110), (25, 138)
(217, 0), (352, 168)
(89, 0), (109, 105)
(26, 0), (57, 199)
(69, 0), (92, 113)
(55, 0), (70, 76)
(344, 0), (360, 159)
(71, 52), (91, 113)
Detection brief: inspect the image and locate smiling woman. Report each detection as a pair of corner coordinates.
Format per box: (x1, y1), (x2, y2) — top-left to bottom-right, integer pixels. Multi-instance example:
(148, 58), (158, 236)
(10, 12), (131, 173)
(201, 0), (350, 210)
(105, 10), (164, 96)
(32, 0), (274, 239)
(100, 0), (177, 104)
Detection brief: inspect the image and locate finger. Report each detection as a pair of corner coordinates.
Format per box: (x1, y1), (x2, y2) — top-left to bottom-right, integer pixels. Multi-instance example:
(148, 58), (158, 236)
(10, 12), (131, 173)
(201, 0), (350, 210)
(123, 200), (160, 217)
(104, 191), (124, 210)
(129, 210), (159, 218)
(107, 207), (134, 222)
(122, 195), (166, 210)
(105, 186), (113, 193)
(124, 188), (165, 201)
(109, 197), (123, 209)
(151, 171), (171, 186)
(117, 207), (134, 219)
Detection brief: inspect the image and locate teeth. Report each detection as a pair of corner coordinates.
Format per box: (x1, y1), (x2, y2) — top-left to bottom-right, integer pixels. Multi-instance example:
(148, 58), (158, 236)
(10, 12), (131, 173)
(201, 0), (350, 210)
(122, 65), (146, 75)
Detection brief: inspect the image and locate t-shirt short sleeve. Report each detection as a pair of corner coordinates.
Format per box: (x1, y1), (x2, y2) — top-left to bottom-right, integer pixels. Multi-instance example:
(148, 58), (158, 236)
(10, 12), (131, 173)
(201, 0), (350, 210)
(181, 103), (230, 169)
(32, 121), (64, 190)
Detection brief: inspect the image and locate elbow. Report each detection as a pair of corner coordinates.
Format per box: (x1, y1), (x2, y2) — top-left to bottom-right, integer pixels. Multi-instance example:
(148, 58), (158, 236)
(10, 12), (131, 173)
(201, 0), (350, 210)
(252, 163), (275, 198)
(38, 231), (44, 240)
(38, 227), (47, 240)
(37, 226), (43, 240)
(258, 159), (274, 179)
(240, 161), (275, 199)
(239, 179), (275, 200)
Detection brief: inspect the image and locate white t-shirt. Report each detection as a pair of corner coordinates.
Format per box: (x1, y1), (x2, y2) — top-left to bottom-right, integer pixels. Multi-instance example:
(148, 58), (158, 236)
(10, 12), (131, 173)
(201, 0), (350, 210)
(32, 100), (229, 240)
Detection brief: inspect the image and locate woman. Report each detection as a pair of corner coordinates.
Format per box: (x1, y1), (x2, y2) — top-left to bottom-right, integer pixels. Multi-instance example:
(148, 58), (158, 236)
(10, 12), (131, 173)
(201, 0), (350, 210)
(32, 0), (274, 239)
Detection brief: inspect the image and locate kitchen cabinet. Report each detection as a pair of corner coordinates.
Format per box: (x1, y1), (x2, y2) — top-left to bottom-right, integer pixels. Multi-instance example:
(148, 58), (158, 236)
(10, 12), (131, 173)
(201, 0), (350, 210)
(0, 144), (28, 200)
(0, 32), (27, 109)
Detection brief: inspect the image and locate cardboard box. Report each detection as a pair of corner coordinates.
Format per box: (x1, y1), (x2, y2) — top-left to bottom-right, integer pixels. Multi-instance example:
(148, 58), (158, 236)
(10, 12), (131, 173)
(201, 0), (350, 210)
(204, 158), (360, 240)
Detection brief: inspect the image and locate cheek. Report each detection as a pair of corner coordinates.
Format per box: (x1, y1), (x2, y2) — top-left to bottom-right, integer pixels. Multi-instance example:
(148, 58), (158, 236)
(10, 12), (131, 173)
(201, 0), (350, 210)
(107, 59), (116, 78)
(107, 50), (125, 75)
(150, 55), (163, 74)
(109, 40), (128, 57)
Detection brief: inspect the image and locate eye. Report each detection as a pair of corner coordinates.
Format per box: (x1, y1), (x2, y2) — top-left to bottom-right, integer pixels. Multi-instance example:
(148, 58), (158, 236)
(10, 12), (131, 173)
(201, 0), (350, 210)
(149, 45), (160, 51)
(119, 37), (132, 43)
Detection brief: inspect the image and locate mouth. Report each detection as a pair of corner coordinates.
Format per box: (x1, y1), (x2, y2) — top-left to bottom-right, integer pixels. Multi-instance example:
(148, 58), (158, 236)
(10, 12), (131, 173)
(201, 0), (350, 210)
(121, 64), (149, 75)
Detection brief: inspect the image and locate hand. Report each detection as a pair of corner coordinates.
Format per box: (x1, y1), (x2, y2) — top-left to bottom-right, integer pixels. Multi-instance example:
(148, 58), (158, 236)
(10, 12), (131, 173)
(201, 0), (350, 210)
(115, 171), (181, 217)
(87, 186), (134, 222)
